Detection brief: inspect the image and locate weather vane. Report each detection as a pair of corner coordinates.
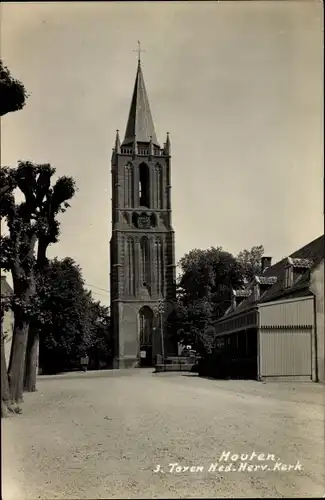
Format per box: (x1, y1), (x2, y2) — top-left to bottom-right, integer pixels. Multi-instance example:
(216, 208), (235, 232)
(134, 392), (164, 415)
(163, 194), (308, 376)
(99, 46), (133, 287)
(133, 41), (145, 63)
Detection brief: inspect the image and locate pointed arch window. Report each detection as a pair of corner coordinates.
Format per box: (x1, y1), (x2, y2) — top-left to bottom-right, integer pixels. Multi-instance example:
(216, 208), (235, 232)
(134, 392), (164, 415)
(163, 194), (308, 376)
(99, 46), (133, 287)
(124, 237), (135, 295)
(139, 163), (150, 208)
(155, 164), (163, 209)
(124, 163), (134, 207)
(154, 238), (164, 295)
(140, 236), (151, 290)
(139, 306), (154, 348)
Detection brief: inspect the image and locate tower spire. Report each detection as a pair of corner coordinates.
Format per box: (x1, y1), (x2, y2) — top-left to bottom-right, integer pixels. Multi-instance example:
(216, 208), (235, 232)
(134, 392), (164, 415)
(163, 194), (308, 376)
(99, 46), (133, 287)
(122, 50), (160, 147)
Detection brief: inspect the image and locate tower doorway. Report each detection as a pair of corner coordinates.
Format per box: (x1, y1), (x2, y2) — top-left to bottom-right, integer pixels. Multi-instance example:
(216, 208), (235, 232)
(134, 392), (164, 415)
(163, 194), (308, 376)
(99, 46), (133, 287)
(138, 306), (153, 367)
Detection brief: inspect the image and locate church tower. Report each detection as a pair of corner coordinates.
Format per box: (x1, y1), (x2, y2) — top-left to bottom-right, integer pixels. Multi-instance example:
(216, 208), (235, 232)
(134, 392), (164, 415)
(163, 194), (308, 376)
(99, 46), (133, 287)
(110, 57), (177, 368)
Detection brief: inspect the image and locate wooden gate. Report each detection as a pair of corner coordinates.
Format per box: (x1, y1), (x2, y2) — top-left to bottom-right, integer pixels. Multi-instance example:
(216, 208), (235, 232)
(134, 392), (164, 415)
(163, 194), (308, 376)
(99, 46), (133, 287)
(260, 329), (312, 380)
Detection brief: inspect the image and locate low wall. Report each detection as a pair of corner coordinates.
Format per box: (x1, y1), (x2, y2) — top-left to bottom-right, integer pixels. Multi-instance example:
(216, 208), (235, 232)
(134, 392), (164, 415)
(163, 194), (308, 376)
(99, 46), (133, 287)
(155, 355), (199, 373)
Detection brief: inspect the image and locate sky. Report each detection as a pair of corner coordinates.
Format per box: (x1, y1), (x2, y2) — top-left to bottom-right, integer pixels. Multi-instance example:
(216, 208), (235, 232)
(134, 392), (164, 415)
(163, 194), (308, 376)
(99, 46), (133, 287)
(1, 1), (323, 307)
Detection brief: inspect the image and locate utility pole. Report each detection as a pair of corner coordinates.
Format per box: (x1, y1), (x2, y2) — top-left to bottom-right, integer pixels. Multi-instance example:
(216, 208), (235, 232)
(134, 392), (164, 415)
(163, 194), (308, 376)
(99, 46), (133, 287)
(155, 299), (165, 362)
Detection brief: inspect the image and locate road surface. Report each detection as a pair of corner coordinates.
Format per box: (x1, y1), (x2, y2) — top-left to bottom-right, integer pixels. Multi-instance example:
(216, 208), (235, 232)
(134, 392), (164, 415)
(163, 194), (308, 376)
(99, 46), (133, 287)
(2, 369), (325, 498)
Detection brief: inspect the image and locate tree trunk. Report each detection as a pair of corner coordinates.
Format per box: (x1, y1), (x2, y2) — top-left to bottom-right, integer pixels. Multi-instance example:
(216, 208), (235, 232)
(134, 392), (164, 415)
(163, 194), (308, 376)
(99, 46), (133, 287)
(23, 238), (49, 391)
(24, 328), (39, 392)
(8, 315), (29, 403)
(9, 239), (37, 403)
(1, 327), (11, 416)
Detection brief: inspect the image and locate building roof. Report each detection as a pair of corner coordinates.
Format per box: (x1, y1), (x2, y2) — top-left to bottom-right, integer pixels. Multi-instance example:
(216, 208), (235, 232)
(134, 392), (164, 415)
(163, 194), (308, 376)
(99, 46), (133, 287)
(233, 289), (251, 297)
(287, 257), (313, 268)
(221, 234), (324, 320)
(0, 276), (13, 297)
(255, 276), (278, 285)
(122, 61), (160, 147)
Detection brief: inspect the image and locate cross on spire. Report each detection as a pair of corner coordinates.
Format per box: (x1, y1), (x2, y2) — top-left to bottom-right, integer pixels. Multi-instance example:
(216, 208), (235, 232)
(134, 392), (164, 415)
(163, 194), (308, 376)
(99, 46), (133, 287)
(133, 41), (145, 63)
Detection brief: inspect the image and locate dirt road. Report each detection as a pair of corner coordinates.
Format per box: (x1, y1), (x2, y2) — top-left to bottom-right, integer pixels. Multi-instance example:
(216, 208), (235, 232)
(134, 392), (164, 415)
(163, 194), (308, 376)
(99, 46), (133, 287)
(2, 369), (324, 498)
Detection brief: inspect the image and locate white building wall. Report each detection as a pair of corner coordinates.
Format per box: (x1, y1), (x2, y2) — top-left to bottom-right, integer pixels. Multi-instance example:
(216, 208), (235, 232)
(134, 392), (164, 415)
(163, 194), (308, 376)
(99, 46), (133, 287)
(259, 297), (314, 327)
(310, 259), (324, 382)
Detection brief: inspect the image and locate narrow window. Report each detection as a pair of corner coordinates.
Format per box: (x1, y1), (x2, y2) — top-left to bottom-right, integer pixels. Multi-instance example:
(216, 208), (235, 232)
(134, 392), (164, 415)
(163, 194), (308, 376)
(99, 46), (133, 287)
(124, 238), (130, 295)
(124, 237), (135, 295)
(140, 237), (150, 290)
(155, 238), (164, 295)
(155, 164), (163, 209)
(284, 265), (293, 288)
(124, 163), (134, 207)
(139, 163), (150, 208)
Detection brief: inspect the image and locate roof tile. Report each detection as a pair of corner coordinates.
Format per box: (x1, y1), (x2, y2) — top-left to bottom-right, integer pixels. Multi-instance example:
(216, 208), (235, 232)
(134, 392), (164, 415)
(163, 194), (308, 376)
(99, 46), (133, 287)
(256, 276), (278, 285)
(287, 257), (313, 268)
(234, 289), (251, 297)
(221, 234), (324, 320)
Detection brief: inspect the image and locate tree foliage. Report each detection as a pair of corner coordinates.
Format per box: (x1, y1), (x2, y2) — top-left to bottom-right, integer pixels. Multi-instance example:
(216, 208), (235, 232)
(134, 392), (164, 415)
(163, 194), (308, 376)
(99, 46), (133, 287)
(175, 245), (264, 355)
(236, 245), (264, 283)
(38, 258), (112, 374)
(0, 161), (76, 402)
(81, 297), (112, 368)
(0, 59), (28, 117)
(0, 61), (28, 414)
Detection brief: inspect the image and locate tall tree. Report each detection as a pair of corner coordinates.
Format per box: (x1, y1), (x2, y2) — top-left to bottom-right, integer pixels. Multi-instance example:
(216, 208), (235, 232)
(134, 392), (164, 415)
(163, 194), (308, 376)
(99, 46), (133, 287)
(175, 245), (265, 355)
(37, 258), (86, 374)
(176, 247), (244, 355)
(1, 298), (11, 416)
(81, 299), (112, 370)
(37, 258), (111, 374)
(236, 245), (264, 283)
(0, 60), (27, 415)
(24, 173), (76, 392)
(0, 60), (28, 199)
(0, 162), (75, 403)
(0, 59), (27, 117)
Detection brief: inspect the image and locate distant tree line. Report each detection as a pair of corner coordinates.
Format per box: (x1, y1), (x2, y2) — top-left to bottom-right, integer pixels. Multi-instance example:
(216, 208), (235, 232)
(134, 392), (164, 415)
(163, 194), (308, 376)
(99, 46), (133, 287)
(37, 257), (112, 375)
